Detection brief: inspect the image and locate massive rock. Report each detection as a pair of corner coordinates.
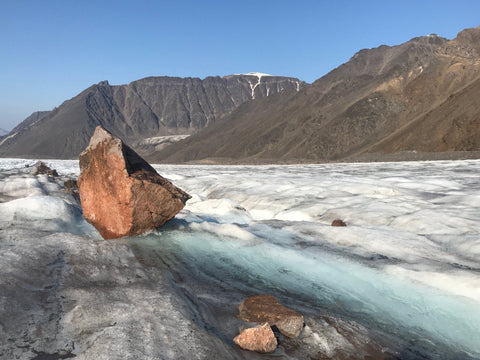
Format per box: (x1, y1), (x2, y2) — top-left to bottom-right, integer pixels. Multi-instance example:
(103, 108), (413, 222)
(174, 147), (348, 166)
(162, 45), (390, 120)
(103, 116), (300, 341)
(238, 295), (304, 338)
(233, 323), (277, 353)
(78, 126), (190, 239)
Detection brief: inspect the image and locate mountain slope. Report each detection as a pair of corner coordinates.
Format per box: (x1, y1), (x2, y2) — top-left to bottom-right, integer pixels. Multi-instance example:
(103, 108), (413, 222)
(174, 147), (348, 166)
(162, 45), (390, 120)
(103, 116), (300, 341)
(369, 76), (480, 153)
(0, 74), (305, 159)
(152, 27), (480, 163)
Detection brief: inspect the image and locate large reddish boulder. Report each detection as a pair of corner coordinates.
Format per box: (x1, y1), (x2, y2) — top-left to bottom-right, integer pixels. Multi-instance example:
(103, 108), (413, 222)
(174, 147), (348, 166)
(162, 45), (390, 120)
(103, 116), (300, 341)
(233, 323), (277, 353)
(78, 126), (190, 239)
(238, 295), (304, 338)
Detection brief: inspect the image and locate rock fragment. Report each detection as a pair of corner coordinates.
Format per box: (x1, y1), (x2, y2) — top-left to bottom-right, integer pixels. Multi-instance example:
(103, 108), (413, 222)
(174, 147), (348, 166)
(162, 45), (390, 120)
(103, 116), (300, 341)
(78, 126), (190, 239)
(33, 162), (58, 177)
(238, 294), (304, 338)
(233, 323), (277, 353)
(331, 219), (347, 227)
(63, 179), (77, 189)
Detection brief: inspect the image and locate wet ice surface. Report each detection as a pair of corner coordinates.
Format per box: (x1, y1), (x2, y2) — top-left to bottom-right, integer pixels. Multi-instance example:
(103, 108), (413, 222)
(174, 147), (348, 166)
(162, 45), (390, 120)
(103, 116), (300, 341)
(0, 159), (479, 359)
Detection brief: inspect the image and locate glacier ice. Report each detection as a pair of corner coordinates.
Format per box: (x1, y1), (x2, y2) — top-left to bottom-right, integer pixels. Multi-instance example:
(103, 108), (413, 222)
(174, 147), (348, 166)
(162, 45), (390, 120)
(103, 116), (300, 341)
(1, 158), (479, 359)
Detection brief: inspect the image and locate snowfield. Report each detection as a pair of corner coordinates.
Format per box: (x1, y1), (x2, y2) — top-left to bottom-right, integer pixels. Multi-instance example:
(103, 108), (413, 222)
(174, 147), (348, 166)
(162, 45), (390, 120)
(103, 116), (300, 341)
(0, 159), (479, 359)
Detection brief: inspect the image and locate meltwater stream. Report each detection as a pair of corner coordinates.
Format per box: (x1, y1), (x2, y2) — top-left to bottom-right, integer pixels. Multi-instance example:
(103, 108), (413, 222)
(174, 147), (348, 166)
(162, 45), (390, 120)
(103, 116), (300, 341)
(142, 161), (480, 359)
(130, 224), (480, 358)
(1, 159), (480, 359)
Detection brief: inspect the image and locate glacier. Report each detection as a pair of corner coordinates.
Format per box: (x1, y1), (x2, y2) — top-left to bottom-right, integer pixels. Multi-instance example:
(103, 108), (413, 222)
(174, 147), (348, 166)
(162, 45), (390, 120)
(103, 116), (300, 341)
(0, 159), (479, 359)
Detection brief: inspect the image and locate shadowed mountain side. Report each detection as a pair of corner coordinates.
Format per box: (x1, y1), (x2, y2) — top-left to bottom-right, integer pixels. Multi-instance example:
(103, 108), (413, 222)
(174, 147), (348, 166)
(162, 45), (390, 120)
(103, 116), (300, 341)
(146, 91), (299, 163)
(0, 88), (96, 159)
(368, 76), (480, 153)
(151, 27), (480, 164)
(0, 75), (305, 159)
(11, 111), (51, 133)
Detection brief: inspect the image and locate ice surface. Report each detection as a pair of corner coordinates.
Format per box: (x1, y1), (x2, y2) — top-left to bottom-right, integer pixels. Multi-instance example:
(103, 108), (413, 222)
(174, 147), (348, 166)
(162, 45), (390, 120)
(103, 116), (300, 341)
(1, 159), (480, 358)
(153, 160), (480, 357)
(0, 161), (96, 234)
(0, 196), (80, 231)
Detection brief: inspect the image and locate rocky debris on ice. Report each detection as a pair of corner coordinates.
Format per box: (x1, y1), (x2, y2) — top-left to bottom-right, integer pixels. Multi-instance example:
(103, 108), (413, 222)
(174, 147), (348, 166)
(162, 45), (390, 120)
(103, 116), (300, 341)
(62, 179), (79, 203)
(0, 162), (91, 234)
(78, 126), (191, 239)
(63, 179), (77, 189)
(331, 219), (347, 226)
(238, 294), (304, 338)
(233, 323), (277, 353)
(33, 161), (58, 177)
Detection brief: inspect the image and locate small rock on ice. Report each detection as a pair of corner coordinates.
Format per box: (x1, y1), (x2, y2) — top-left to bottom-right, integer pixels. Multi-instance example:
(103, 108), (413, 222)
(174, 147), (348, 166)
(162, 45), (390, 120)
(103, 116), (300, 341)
(238, 294), (304, 338)
(233, 323), (277, 353)
(331, 219), (347, 227)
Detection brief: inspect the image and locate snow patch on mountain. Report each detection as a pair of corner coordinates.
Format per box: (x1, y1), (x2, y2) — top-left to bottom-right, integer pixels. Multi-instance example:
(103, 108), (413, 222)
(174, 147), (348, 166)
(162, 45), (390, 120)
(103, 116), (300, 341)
(242, 72), (273, 77)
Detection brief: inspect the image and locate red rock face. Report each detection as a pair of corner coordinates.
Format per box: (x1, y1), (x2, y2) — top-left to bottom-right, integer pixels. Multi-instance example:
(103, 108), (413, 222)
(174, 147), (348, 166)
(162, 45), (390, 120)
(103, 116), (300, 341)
(238, 295), (304, 338)
(233, 323), (277, 353)
(78, 126), (190, 239)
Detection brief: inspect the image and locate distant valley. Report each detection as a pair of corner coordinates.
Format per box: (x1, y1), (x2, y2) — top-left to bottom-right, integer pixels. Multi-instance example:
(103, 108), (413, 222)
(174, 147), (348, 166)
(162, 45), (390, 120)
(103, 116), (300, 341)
(1, 26), (480, 163)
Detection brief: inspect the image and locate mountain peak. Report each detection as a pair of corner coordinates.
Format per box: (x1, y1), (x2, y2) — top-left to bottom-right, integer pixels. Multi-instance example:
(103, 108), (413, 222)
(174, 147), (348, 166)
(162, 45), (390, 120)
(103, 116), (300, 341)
(452, 25), (480, 52)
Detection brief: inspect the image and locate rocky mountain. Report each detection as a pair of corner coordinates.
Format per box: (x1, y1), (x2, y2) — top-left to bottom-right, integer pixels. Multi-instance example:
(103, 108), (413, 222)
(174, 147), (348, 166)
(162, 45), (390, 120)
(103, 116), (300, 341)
(151, 26), (480, 163)
(0, 128), (9, 137)
(11, 111), (50, 133)
(0, 74), (305, 158)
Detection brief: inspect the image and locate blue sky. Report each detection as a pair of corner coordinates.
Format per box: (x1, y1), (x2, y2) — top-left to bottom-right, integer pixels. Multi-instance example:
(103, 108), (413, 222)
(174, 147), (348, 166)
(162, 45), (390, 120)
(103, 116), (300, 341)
(1, 0), (479, 130)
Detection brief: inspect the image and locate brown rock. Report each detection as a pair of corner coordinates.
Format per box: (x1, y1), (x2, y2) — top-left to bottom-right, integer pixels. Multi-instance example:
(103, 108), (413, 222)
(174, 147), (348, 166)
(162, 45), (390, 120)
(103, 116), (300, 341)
(78, 126), (190, 239)
(233, 323), (277, 353)
(331, 219), (347, 227)
(33, 162), (58, 177)
(63, 179), (77, 189)
(238, 295), (304, 338)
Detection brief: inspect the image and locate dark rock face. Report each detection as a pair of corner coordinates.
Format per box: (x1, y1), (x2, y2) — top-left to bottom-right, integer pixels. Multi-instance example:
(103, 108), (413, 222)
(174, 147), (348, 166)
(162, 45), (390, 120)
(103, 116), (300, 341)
(77, 126), (190, 239)
(0, 75), (305, 159)
(238, 295), (304, 338)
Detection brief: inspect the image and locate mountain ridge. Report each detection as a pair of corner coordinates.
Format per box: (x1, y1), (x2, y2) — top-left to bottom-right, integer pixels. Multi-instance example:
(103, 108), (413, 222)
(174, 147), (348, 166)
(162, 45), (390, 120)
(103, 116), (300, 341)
(2, 26), (480, 162)
(150, 27), (480, 163)
(0, 74), (305, 159)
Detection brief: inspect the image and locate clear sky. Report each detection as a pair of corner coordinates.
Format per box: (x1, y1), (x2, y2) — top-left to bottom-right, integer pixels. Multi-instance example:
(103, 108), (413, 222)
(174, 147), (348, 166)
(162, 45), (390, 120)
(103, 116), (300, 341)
(1, 0), (479, 131)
